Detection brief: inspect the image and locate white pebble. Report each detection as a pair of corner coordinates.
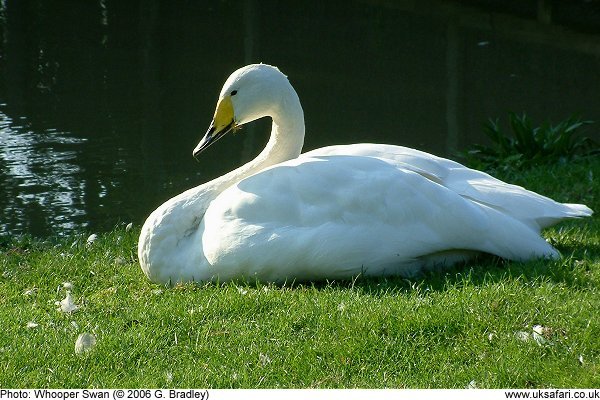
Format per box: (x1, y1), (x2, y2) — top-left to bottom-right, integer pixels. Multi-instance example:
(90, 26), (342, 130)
(75, 333), (96, 354)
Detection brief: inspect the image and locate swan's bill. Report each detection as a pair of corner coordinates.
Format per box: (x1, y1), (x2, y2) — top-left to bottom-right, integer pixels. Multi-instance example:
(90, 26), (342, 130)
(193, 95), (236, 158)
(193, 120), (235, 158)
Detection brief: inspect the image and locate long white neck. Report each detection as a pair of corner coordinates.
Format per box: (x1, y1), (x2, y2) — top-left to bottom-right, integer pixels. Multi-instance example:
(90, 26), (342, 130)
(138, 86), (305, 284)
(215, 95), (305, 191)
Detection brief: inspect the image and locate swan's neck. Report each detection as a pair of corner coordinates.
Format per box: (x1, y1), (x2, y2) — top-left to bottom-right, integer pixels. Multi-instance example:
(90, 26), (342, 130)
(250, 102), (306, 172)
(200, 87), (306, 195)
(138, 86), (305, 284)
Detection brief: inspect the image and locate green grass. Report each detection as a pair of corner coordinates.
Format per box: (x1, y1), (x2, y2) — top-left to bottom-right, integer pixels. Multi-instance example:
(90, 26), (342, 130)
(0, 159), (598, 388)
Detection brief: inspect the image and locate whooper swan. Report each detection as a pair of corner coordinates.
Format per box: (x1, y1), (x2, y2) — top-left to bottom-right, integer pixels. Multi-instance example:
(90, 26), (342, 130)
(138, 64), (593, 284)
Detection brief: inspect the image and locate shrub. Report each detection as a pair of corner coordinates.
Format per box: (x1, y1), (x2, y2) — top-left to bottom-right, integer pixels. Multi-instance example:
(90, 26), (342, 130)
(461, 113), (598, 171)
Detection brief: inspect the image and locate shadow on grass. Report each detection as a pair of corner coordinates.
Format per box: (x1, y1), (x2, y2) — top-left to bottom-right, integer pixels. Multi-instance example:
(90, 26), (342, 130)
(344, 251), (597, 298)
(310, 221), (600, 296)
(164, 224), (599, 295)
(253, 229), (599, 296)
(176, 246), (597, 298)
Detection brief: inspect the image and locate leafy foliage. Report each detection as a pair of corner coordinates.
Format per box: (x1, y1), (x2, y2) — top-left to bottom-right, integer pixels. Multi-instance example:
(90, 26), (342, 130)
(461, 113), (598, 171)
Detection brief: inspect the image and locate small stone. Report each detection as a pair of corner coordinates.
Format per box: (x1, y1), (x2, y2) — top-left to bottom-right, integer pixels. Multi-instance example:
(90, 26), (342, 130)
(75, 333), (96, 354)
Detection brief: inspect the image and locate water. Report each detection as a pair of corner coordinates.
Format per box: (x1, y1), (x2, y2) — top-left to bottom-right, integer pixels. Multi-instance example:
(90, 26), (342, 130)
(1, 0), (599, 237)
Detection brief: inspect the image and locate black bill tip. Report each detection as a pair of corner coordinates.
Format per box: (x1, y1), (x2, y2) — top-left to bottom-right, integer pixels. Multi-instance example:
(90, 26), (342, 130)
(193, 121), (235, 160)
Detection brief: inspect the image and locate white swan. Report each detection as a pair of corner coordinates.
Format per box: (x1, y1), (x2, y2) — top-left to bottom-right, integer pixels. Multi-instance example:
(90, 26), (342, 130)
(138, 63), (593, 285)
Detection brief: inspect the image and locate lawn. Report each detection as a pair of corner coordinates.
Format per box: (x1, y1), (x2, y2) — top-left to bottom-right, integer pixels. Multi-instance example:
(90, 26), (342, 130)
(0, 158), (598, 388)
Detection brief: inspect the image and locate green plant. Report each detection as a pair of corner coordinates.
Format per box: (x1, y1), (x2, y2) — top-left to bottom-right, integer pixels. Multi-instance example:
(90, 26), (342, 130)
(461, 113), (598, 171)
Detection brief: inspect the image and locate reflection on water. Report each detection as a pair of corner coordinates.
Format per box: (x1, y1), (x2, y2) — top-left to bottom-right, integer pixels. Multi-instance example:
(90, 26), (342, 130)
(0, 0), (599, 237)
(0, 107), (87, 235)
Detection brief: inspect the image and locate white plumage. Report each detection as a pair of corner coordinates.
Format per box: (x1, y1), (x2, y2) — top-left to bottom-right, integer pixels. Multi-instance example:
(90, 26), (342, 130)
(138, 64), (592, 285)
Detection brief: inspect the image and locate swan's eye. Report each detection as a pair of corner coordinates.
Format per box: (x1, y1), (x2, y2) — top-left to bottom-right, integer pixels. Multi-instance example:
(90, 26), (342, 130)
(230, 90), (238, 96)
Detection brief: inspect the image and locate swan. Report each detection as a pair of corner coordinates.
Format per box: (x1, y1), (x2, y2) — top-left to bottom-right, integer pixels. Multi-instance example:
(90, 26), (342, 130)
(138, 63), (593, 285)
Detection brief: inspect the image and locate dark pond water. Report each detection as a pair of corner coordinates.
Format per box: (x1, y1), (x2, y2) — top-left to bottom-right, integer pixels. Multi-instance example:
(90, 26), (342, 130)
(1, 0), (599, 237)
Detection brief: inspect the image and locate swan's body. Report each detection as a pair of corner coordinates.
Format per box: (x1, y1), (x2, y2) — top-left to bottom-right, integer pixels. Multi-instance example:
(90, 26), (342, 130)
(138, 64), (593, 284)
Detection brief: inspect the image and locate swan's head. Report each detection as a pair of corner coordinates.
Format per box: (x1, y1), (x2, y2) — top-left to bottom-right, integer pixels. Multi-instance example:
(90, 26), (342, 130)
(193, 63), (294, 158)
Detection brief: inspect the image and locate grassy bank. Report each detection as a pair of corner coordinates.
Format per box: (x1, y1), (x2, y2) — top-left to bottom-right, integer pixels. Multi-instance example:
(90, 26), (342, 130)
(0, 158), (598, 388)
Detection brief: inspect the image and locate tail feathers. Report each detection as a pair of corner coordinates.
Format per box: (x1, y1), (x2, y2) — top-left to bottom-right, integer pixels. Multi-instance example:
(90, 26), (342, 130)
(535, 203), (593, 229)
(562, 203), (593, 218)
